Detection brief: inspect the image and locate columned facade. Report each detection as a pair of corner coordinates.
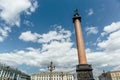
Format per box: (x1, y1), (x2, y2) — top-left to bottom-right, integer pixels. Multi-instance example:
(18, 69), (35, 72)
(31, 72), (74, 80)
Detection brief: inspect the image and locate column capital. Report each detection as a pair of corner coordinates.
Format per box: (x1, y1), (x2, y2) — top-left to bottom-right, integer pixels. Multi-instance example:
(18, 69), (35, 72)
(73, 9), (81, 23)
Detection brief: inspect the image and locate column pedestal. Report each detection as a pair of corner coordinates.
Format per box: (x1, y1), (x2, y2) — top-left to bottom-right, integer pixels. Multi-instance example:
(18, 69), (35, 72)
(76, 64), (94, 80)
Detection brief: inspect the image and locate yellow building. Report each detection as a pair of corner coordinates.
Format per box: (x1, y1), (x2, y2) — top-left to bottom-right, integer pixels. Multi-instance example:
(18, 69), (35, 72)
(31, 72), (74, 80)
(99, 70), (120, 80)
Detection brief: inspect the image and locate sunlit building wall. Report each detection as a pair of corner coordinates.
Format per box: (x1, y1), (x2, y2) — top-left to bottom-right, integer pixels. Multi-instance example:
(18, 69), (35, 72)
(31, 72), (74, 80)
(99, 70), (120, 80)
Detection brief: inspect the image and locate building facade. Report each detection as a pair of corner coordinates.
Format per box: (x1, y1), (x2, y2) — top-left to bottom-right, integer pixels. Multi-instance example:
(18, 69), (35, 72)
(31, 72), (74, 80)
(0, 63), (30, 80)
(99, 70), (120, 80)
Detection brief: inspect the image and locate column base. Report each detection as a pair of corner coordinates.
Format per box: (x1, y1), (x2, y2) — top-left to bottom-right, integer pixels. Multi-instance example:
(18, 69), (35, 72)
(76, 64), (94, 80)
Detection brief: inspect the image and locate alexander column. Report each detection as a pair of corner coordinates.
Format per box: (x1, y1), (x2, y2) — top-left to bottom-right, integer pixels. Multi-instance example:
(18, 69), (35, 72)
(73, 9), (94, 80)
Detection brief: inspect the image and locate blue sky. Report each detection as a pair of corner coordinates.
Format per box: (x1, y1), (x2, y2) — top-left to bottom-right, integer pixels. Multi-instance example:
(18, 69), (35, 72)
(0, 0), (120, 79)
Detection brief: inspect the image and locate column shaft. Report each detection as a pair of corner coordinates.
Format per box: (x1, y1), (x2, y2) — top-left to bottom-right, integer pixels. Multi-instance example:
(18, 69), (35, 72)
(74, 19), (87, 64)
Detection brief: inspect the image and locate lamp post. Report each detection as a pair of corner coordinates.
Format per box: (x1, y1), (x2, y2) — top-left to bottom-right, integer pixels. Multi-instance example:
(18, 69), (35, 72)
(48, 62), (55, 80)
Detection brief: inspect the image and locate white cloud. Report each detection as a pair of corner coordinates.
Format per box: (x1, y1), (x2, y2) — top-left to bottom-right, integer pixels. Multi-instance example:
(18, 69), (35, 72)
(19, 26), (72, 43)
(1, 0), (28, 26)
(0, 26), (11, 42)
(19, 31), (40, 42)
(0, 36), (4, 42)
(85, 48), (92, 53)
(0, 27), (77, 72)
(104, 22), (120, 33)
(85, 21), (120, 78)
(18, 26), (76, 68)
(0, 41), (77, 68)
(87, 21), (120, 77)
(88, 9), (94, 16)
(98, 21), (120, 52)
(0, 0), (38, 42)
(87, 52), (118, 67)
(98, 31), (120, 51)
(85, 27), (98, 35)
(25, 0), (38, 15)
(24, 20), (34, 27)
(101, 21), (120, 36)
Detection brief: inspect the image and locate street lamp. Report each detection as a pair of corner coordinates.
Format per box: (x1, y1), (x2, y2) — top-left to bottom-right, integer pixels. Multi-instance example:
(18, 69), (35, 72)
(48, 62), (55, 80)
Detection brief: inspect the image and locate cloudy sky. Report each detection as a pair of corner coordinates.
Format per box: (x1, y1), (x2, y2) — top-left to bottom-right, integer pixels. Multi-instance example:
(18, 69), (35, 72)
(0, 0), (120, 79)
